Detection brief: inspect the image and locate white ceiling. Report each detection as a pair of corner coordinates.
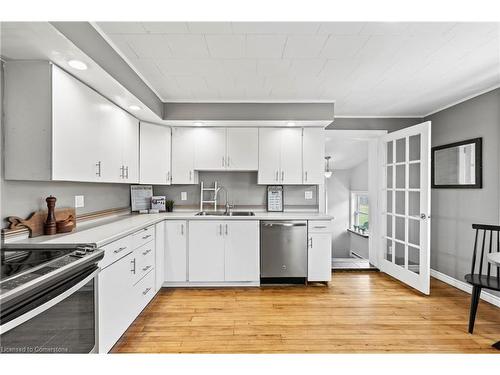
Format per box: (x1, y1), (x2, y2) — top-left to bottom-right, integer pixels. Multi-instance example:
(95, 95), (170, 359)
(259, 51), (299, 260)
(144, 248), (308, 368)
(96, 22), (500, 116)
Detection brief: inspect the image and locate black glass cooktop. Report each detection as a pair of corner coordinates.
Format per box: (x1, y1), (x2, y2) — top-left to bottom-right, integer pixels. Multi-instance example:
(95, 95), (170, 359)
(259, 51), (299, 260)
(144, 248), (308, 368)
(1, 249), (71, 280)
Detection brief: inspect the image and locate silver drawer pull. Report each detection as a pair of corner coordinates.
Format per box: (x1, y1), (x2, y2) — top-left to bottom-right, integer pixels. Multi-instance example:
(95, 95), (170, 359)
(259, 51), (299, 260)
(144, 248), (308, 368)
(113, 246), (127, 254)
(314, 226), (327, 229)
(142, 234), (151, 240)
(131, 258), (136, 274)
(142, 249), (152, 255)
(142, 287), (151, 295)
(142, 265), (151, 272)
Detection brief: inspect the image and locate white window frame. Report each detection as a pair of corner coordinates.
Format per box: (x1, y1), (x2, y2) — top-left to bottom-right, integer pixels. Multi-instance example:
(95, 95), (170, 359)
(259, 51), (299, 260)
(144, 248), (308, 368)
(350, 190), (369, 233)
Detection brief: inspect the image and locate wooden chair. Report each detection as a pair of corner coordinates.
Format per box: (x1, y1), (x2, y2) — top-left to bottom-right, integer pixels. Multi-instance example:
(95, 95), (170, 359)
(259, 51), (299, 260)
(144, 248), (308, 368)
(465, 224), (500, 334)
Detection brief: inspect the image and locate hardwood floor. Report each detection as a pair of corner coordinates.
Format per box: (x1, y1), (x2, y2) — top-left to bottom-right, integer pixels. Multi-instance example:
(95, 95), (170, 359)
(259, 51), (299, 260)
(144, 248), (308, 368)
(112, 271), (500, 353)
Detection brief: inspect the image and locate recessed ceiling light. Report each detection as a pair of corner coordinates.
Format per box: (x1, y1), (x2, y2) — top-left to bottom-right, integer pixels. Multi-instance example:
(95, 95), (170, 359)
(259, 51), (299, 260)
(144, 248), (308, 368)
(194, 122), (203, 127)
(287, 122), (296, 127)
(68, 60), (87, 71)
(129, 105), (141, 111)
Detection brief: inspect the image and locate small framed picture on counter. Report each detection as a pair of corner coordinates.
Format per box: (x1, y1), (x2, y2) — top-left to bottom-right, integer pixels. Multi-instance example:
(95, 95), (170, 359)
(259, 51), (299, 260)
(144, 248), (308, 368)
(267, 185), (284, 212)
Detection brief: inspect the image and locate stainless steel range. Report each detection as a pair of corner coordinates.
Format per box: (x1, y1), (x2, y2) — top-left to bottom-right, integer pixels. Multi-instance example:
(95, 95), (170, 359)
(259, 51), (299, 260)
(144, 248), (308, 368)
(0, 244), (104, 354)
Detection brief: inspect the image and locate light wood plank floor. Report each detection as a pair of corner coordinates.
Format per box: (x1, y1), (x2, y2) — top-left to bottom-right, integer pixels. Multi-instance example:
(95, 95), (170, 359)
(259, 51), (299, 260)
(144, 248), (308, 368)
(112, 272), (500, 353)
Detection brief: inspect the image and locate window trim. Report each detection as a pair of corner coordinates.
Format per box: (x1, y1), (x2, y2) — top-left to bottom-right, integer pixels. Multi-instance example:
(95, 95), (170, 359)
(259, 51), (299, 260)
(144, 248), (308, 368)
(350, 190), (369, 233)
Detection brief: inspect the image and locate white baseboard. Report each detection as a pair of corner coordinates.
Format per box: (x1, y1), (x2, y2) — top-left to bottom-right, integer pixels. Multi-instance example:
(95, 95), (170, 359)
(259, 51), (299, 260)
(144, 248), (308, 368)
(431, 269), (500, 308)
(163, 281), (260, 288)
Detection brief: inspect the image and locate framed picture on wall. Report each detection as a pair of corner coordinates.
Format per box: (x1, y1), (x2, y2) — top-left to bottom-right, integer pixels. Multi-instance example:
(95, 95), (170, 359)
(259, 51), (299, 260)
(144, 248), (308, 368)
(431, 137), (482, 189)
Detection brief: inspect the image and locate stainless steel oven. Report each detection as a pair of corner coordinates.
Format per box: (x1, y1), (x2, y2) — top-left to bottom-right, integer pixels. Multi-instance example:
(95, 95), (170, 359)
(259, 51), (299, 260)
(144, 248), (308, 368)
(0, 245), (103, 354)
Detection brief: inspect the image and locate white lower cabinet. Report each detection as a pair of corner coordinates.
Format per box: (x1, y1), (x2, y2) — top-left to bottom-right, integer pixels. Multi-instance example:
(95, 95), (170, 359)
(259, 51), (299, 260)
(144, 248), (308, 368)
(307, 221), (332, 282)
(164, 221), (188, 282)
(188, 220), (259, 283)
(155, 222), (166, 291)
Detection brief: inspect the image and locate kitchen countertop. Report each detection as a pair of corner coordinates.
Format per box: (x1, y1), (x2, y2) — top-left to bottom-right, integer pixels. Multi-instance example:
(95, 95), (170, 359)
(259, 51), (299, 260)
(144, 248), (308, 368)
(4, 211), (333, 248)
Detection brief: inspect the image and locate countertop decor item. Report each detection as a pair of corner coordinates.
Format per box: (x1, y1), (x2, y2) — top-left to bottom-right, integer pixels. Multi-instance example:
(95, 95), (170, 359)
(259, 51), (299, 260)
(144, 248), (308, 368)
(44, 196), (57, 235)
(166, 200), (175, 213)
(267, 186), (284, 212)
(56, 215), (76, 233)
(6, 207), (76, 238)
(151, 196), (166, 212)
(131, 185), (153, 211)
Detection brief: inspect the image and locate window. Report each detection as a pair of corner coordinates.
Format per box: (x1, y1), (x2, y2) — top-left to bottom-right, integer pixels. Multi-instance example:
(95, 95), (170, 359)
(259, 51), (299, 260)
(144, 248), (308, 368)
(351, 191), (369, 233)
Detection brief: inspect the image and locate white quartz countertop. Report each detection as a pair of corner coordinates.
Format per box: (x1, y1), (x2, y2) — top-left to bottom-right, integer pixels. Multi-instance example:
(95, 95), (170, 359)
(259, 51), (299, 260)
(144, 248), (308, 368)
(5, 211), (333, 248)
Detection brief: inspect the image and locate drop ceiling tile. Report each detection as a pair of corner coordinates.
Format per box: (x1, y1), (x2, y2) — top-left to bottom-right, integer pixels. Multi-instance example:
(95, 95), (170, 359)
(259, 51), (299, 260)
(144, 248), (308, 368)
(246, 35), (286, 58)
(257, 59), (291, 76)
(317, 22), (365, 35)
(360, 22), (410, 35)
(165, 34), (210, 58)
(231, 22), (320, 34)
(283, 35), (328, 59)
(96, 22), (146, 34)
(124, 34), (172, 59)
(319, 59), (358, 81)
(321, 35), (369, 59)
(289, 59), (326, 76)
(187, 22), (232, 34)
(218, 59), (257, 75)
(356, 36), (408, 61)
(105, 34), (139, 59)
(406, 22), (456, 35)
(205, 35), (245, 58)
(141, 22), (190, 34)
(157, 59), (221, 76)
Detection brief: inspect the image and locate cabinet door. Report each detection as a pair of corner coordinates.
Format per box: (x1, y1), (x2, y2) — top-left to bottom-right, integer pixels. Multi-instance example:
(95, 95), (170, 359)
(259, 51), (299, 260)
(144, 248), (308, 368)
(280, 128), (303, 184)
(140, 122), (171, 185)
(307, 233), (332, 282)
(226, 128), (258, 170)
(302, 128), (325, 184)
(120, 112), (140, 183)
(188, 221), (225, 282)
(194, 128), (227, 170)
(98, 251), (135, 353)
(171, 127), (198, 184)
(52, 66), (104, 182)
(224, 221), (259, 282)
(258, 128), (282, 184)
(165, 221), (188, 282)
(155, 222), (165, 291)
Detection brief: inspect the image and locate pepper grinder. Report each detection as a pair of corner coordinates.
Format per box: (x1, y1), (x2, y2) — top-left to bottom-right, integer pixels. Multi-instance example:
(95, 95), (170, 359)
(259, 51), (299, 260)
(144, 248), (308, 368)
(44, 195), (57, 235)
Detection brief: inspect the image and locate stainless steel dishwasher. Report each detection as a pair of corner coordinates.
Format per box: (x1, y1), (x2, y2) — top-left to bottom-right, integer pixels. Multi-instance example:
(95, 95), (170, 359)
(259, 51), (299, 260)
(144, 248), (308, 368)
(260, 221), (307, 279)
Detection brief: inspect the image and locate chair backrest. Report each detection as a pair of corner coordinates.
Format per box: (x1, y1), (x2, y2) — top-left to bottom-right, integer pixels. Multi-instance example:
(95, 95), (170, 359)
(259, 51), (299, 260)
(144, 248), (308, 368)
(471, 224), (500, 277)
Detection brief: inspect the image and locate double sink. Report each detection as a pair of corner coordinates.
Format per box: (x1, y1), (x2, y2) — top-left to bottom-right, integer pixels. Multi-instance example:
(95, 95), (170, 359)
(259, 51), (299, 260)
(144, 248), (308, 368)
(195, 211), (255, 216)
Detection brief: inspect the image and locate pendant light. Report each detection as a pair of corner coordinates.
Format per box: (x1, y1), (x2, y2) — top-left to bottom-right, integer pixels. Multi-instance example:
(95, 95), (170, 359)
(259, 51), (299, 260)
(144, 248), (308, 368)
(324, 156), (333, 178)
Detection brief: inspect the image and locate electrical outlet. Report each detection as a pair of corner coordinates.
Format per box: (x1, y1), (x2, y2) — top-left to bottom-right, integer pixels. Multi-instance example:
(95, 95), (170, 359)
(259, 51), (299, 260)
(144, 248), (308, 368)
(304, 190), (313, 200)
(181, 192), (187, 201)
(75, 195), (85, 208)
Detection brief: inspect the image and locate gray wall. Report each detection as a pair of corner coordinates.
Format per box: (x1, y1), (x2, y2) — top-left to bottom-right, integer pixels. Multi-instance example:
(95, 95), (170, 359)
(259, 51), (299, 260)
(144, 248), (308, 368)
(348, 161), (369, 259)
(328, 117), (422, 132)
(328, 170), (351, 258)
(0, 62), (131, 225)
(425, 88), (500, 286)
(154, 171), (318, 209)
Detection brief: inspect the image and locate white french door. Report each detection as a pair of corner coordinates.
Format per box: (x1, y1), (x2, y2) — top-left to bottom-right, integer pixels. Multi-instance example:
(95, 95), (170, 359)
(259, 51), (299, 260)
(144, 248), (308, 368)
(378, 121), (431, 294)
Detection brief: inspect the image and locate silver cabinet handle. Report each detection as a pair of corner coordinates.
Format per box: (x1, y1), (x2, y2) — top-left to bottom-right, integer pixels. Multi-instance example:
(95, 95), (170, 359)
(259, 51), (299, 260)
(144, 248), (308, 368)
(142, 249), (152, 255)
(142, 234), (152, 240)
(281, 170), (284, 181)
(227, 156), (230, 167)
(314, 226), (327, 229)
(225, 224), (228, 235)
(275, 170), (279, 181)
(142, 287), (151, 295)
(305, 171), (308, 182)
(181, 223), (184, 235)
(219, 224), (222, 236)
(309, 237), (313, 248)
(120, 165), (124, 179)
(189, 170), (192, 181)
(96, 161), (102, 177)
(142, 265), (152, 272)
(125, 166), (129, 179)
(113, 246), (127, 254)
(167, 171), (170, 183)
(222, 156), (225, 167)
(131, 258), (136, 274)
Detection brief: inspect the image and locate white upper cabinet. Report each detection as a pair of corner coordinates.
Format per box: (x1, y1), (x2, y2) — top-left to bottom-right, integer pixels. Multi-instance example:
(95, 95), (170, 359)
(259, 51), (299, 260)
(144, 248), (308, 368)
(302, 128), (325, 184)
(194, 128), (227, 170)
(140, 122), (171, 185)
(280, 128), (303, 184)
(258, 128), (302, 184)
(258, 128), (282, 184)
(226, 128), (258, 170)
(4, 61), (139, 184)
(171, 127), (199, 184)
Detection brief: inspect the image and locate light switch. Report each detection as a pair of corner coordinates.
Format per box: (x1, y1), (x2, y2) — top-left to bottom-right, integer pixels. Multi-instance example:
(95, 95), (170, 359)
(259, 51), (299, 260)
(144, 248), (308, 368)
(181, 192), (187, 201)
(304, 190), (313, 200)
(75, 195), (85, 208)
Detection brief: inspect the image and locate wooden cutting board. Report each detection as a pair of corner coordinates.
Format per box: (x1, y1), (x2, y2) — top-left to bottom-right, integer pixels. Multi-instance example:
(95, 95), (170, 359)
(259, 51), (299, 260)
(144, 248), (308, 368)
(6, 208), (76, 237)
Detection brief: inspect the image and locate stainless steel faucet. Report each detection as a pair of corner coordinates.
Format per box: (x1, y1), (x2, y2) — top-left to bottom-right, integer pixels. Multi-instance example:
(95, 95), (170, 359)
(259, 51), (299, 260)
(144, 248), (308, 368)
(215, 185), (233, 214)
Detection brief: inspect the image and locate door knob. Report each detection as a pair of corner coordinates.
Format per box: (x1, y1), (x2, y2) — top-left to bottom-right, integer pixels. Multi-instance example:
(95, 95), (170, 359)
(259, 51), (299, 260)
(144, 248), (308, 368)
(420, 213), (430, 219)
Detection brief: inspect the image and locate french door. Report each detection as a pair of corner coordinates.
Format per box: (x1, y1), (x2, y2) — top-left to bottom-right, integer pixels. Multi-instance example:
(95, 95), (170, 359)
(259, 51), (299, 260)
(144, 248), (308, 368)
(378, 121), (431, 294)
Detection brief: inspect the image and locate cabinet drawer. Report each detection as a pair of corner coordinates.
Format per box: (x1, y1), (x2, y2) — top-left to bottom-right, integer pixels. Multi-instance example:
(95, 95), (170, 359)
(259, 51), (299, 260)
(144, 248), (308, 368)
(133, 269), (155, 316)
(134, 243), (155, 284)
(99, 235), (133, 269)
(308, 220), (332, 233)
(132, 226), (155, 249)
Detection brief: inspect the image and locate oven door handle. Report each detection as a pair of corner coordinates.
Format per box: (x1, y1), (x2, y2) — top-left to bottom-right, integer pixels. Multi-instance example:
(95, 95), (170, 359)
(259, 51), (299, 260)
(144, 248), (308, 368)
(0, 268), (99, 335)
